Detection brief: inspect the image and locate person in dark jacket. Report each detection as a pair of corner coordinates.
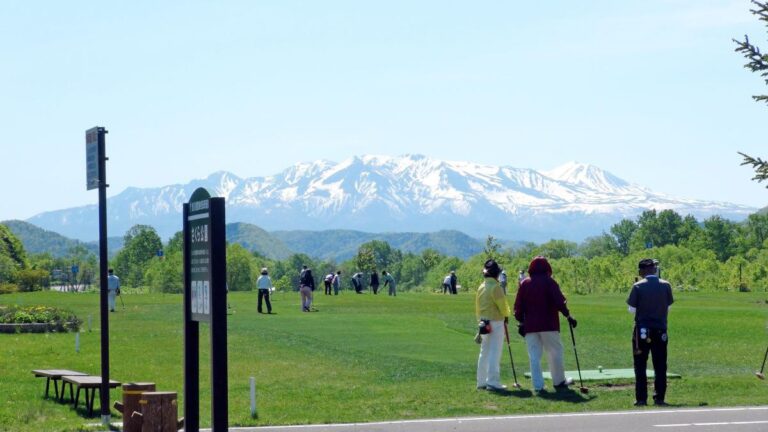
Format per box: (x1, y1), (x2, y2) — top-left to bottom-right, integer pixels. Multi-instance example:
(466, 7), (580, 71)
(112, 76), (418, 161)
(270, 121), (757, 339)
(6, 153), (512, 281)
(628, 258), (673, 406)
(352, 272), (364, 294)
(324, 273), (334, 295)
(299, 266), (316, 312)
(514, 256), (577, 392)
(370, 270), (380, 295)
(450, 270), (458, 294)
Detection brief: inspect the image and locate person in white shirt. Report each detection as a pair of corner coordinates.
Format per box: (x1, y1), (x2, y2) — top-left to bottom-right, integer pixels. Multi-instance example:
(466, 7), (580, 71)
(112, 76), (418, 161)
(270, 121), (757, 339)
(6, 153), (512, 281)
(107, 269), (120, 312)
(332, 270), (341, 295)
(256, 268), (274, 314)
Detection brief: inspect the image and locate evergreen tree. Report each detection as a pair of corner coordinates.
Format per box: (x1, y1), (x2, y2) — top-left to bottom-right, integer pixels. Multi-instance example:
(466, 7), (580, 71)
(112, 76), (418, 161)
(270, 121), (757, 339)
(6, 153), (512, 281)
(734, 1), (768, 184)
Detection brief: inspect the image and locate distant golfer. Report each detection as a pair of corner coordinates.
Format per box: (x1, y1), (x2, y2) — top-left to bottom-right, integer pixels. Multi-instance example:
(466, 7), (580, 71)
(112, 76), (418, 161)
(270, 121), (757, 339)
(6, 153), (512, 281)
(324, 273), (334, 296)
(627, 258), (674, 406)
(382, 270), (396, 296)
(499, 270), (508, 294)
(442, 274), (452, 294)
(107, 268), (120, 312)
(475, 259), (511, 391)
(299, 266), (315, 312)
(332, 270), (342, 295)
(352, 272), (364, 294)
(256, 267), (273, 314)
(370, 270), (380, 295)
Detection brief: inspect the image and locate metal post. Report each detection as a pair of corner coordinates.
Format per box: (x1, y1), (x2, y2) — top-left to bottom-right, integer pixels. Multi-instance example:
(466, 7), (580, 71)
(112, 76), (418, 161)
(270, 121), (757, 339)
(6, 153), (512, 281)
(96, 127), (110, 426)
(250, 377), (256, 418)
(183, 202), (200, 432)
(210, 197), (228, 430)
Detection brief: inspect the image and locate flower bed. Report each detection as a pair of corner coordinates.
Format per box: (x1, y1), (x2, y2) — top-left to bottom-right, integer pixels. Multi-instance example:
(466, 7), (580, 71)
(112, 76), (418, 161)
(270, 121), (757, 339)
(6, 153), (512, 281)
(0, 305), (81, 333)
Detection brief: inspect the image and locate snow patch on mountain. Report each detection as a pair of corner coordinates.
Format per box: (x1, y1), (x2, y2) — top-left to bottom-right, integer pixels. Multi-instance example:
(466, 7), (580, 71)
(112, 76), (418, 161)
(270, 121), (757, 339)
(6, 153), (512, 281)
(27, 154), (756, 242)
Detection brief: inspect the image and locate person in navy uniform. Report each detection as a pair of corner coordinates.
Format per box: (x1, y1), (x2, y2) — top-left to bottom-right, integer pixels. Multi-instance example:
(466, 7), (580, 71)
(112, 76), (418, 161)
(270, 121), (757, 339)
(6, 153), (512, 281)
(627, 258), (674, 406)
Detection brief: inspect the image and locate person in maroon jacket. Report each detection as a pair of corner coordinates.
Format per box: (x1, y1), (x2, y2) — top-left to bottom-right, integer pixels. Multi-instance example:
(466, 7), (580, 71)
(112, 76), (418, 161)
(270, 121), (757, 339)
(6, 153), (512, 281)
(514, 256), (577, 392)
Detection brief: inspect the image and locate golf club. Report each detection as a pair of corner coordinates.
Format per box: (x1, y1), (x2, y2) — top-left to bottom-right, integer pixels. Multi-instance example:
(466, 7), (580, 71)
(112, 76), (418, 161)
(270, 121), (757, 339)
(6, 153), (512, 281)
(568, 320), (589, 394)
(756, 345), (768, 380)
(119, 291), (125, 310)
(503, 321), (522, 389)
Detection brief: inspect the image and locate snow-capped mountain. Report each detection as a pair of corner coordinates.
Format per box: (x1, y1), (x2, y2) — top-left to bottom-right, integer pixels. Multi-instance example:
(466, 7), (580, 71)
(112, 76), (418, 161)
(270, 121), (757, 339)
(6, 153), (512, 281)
(27, 154), (757, 242)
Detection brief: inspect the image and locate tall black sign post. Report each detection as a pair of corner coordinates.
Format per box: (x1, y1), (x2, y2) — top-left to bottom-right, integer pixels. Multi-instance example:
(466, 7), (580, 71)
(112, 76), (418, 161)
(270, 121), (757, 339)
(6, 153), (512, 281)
(85, 126), (111, 426)
(183, 188), (228, 431)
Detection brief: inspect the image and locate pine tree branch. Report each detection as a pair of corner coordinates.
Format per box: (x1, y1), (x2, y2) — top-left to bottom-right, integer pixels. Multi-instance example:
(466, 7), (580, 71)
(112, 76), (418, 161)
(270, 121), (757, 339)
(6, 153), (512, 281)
(739, 152), (768, 185)
(733, 1), (768, 104)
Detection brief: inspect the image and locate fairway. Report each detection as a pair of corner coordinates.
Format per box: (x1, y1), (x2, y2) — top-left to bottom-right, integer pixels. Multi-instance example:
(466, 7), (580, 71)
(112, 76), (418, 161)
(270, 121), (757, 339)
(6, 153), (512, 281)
(1, 290), (767, 431)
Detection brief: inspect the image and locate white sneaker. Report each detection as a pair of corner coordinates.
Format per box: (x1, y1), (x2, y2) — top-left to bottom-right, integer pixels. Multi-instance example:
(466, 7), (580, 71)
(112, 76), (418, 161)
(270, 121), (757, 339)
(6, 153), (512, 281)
(486, 383), (508, 391)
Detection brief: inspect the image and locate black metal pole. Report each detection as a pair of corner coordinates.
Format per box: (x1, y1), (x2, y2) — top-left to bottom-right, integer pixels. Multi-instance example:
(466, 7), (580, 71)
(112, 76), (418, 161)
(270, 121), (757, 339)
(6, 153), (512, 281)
(183, 202), (200, 432)
(97, 127), (110, 425)
(210, 197), (228, 430)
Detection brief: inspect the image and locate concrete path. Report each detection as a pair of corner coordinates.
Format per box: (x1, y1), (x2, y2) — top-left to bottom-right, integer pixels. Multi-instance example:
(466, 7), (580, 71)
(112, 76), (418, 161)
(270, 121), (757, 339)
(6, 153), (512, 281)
(219, 406), (768, 432)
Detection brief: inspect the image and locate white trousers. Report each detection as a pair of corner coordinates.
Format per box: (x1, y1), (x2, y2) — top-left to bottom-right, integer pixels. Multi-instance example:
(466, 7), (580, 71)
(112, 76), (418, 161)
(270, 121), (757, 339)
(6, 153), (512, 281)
(108, 291), (117, 311)
(477, 320), (505, 388)
(525, 331), (566, 390)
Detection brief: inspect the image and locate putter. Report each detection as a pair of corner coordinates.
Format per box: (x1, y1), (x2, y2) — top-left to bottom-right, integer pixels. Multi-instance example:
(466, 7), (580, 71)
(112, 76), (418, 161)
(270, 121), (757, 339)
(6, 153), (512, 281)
(756, 346), (768, 380)
(503, 322), (522, 388)
(119, 292), (125, 310)
(568, 320), (589, 394)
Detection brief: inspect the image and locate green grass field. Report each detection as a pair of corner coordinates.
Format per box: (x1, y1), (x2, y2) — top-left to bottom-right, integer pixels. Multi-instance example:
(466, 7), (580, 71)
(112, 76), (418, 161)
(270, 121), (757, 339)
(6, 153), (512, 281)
(1, 289), (767, 431)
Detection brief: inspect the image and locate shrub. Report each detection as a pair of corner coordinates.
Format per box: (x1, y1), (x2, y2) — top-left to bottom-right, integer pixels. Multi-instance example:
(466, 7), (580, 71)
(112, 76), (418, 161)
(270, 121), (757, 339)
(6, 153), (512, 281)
(0, 305), (82, 332)
(0, 283), (18, 295)
(16, 268), (48, 292)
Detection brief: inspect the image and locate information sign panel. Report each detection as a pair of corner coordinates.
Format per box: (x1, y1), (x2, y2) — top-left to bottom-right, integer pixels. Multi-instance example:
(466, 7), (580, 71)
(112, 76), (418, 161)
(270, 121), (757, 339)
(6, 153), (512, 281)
(85, 127), (100, 190)
(188, 188), (212, 322)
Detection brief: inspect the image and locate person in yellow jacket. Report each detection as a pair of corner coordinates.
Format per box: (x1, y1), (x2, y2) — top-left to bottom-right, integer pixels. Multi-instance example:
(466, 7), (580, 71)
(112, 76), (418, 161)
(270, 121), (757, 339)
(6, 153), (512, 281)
(475, 259), (512, 391)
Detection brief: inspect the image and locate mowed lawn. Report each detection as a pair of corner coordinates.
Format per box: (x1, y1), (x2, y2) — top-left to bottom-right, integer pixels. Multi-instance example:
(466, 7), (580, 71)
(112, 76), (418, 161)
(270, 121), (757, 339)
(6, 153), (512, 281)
(1, 289), (767, 431)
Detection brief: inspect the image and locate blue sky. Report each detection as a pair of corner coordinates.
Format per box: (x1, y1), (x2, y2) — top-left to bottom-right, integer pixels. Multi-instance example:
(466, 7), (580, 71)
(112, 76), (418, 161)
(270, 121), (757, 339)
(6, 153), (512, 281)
(1, 0), (766, 222)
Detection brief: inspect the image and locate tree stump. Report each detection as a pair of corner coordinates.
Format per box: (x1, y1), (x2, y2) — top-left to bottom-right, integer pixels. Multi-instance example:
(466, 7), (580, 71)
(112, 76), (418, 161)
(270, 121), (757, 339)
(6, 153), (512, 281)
(114, 383), (156, 432)
(133, 391), (180, 432)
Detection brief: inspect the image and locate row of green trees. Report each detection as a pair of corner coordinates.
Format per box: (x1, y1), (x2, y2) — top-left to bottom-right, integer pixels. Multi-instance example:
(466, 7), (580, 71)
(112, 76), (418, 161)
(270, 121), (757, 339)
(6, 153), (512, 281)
(2, 208), (767, 295)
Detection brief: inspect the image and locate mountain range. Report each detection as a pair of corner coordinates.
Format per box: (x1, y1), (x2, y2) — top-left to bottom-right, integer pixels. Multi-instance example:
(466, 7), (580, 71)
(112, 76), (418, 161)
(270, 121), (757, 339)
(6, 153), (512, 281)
(26, 154), (757, 242)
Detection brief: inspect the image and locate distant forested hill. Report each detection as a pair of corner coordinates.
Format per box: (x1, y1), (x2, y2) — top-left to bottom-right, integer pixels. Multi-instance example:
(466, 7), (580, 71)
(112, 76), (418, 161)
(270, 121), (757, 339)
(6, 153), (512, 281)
(225, 222), (293, 260)
(6, 219), (492, 263)
(2, 220), (123, 258)
(272, 229), (484, 261)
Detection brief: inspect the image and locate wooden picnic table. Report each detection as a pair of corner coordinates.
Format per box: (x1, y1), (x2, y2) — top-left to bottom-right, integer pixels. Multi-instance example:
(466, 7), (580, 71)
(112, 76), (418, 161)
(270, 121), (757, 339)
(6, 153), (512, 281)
(31, 369), (88, 401)
(61, 375), (121, 417)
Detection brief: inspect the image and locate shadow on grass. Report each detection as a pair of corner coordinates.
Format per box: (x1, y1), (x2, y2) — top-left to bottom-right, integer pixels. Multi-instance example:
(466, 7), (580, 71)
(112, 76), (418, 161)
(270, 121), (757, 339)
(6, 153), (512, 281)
(486, 387), (534, 399)
(534, 387), (594, 404)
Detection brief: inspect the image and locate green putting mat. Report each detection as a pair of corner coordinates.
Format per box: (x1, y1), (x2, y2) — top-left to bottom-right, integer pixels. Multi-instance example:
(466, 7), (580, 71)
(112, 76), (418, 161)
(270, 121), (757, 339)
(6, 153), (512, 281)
(523, 368), (681, 381)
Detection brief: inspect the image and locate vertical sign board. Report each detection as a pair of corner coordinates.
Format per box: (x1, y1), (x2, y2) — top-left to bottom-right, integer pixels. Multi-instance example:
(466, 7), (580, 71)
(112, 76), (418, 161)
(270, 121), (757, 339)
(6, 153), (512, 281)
(85, 128), (100, 190)
(184, 187), (228, 431)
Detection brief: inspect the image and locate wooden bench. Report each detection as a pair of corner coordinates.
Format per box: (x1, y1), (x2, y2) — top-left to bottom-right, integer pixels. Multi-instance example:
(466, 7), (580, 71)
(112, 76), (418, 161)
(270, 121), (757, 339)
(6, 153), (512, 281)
(61, 375), (121, 416)
(31, 369), (88, 401)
